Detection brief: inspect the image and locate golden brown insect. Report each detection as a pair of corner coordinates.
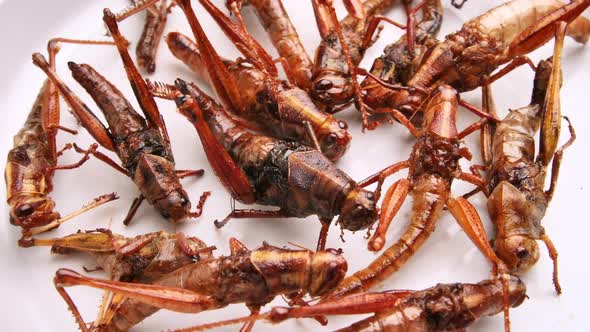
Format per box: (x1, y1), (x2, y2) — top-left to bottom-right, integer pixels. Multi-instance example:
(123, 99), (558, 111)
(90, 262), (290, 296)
(310, 0), (397, 111)
(31, 11), (209, 225)
(363, 0), (590, 123)
(177, 275), (527, 332)
(320, 85), (517, 331)
(225, 0), (315, 91)
(26, 229), (214, 282)
(165, 0), (352, 161)
(151, 78), (377, 251)
(6, 38), (117, 244)
(478, 21), (575, 295)
(53, 239), (347, 332)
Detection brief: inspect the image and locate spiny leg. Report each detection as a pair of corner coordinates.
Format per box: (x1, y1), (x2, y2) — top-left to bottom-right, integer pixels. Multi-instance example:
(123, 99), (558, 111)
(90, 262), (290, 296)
(368, 178), (410, 251)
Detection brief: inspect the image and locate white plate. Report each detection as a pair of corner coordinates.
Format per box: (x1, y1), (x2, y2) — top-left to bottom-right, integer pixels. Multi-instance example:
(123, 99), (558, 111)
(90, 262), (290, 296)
(0, 1), (589, 331)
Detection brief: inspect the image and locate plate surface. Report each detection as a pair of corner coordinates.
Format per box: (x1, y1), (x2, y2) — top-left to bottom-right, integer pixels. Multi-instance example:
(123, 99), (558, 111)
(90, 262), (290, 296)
(0, 1), (589, 331)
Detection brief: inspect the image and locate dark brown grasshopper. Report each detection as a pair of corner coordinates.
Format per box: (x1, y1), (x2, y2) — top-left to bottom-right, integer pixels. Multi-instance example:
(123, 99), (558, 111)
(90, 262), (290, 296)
(150, 78), (377, 251)
(477, 21), (575, 295)
(6, 38), (118, 244)
(178, 275), (527, 332)
(53, 239), (347, 332)
(31, 10), (209, 225)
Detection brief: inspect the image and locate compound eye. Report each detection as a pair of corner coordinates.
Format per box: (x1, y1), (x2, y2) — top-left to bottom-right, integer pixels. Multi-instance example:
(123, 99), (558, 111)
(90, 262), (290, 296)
(16, 204), (34, 217)
(338, 120), (348, 130)
(366, 192), (375, 202)
(315, 79), (333, 91)
(325, 133), (338, 147)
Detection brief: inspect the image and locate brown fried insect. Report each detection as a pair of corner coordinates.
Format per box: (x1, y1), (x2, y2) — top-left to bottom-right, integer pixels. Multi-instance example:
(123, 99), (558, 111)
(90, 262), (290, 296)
(479, 21), (574, 295)
(363, 0), (590, 125)
(129, 0), (173, 73)
(176, 275), (527, 332)
(31, 11), (209, 225)
(53, 239), (347, 332)
(29, 229), (214, 282)
(310, 0), (398, 110)
(6, 38), (118, 244)
(165, 0), (352, 161)
(321, 86), (517, 331)
(151, 78), (378, 251)
(226, 0), (315, 91)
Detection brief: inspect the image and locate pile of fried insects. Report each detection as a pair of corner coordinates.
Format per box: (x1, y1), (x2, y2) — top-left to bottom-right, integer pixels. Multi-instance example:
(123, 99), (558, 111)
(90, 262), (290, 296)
(7, 0), (589, 331)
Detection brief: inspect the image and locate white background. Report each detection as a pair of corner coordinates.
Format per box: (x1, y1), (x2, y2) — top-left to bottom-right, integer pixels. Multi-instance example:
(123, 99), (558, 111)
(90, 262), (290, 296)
(0, 1), (589, 331)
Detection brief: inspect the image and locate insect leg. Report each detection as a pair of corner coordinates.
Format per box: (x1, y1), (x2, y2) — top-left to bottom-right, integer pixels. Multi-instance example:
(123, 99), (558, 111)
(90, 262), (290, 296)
(358, 160), (410, 187)
(213, 209), (287, 228)
(540, 232), (561, 294)
(176, 169), (205, 179)
(446, 196), (512, 332)
(32, 53), (116, 151)
(71, 143), (128, 175)
(103, 9), (171, 145)
(545, 117), (575, 201)
(54, 268), (220, 331)
(368, 178), (410, 252)
(538, 21), (567, 166)
(122, 195), (145, 226)
(507, 0), (590, 58)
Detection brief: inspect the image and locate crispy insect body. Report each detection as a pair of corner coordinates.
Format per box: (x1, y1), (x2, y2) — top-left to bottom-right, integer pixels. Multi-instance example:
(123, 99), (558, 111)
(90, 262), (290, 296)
(234, 0), (314, 91)
(67, 63), (190, 221)
(484, 49), (571, 297)
(175, 80), (377, 232)
(172, 0), (351, 161)
(178, 276), (527, 331)
(55, 243), (347, 332)
(361, 0), (442, 118)
(334, 277), (526, 332)
(166, 31), (351, 161)
(365, 0), (590, 117)
(33, 230), (212, 283)
(134, 0), (170, 73)
(6, 82), (59, 228)
(329, 85), (499, 299)
(311, 0), (397, 108)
